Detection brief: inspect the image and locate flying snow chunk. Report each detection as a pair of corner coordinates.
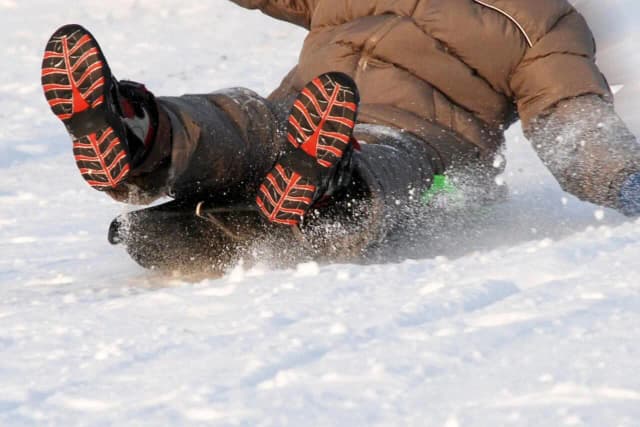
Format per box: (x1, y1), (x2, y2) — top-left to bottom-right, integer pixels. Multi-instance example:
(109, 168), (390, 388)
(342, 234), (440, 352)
(329, 323), (348, 335)
(295, 261), (320, 277)
(611, 84), (624, 95)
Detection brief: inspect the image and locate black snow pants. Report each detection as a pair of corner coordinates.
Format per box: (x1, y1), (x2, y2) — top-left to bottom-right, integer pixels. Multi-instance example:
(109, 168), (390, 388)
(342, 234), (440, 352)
(108, 88), (499, 273)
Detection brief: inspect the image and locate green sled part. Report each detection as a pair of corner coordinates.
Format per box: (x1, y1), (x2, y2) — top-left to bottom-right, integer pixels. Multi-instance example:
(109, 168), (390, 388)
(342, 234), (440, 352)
(421, 174), (457, 205)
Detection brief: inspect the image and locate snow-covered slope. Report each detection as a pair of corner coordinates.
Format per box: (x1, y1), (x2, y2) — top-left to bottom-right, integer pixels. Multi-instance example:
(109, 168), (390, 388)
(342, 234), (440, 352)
(1, 1), (639, 426)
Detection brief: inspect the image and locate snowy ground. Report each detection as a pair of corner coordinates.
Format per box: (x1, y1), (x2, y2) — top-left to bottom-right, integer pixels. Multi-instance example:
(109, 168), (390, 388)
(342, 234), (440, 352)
(1, 1), (640, 426)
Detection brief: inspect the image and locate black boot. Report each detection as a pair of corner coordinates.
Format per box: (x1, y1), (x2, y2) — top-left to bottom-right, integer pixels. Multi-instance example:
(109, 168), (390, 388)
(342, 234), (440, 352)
(42, 24), (158, 191)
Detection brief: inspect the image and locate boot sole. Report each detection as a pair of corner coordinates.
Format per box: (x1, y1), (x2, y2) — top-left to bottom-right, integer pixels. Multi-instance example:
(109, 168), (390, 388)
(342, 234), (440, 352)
(42, 24), (131, 190)
(257, 72), (359, 226)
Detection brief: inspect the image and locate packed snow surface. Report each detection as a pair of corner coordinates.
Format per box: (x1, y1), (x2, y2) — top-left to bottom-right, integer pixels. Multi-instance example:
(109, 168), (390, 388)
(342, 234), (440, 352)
(1, 1), (640, 426)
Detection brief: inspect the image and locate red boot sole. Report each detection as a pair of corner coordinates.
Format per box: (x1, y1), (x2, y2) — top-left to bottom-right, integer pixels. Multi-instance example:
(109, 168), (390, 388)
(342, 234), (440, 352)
(42, 24), (130, 190)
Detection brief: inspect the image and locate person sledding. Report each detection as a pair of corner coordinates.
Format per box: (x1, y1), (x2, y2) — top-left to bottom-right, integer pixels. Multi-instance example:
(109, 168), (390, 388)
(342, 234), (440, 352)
(41, 0), (640, 271)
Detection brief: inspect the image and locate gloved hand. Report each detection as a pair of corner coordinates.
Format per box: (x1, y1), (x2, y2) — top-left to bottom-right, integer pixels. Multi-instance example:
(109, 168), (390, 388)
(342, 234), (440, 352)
(620, 173), (640, 216)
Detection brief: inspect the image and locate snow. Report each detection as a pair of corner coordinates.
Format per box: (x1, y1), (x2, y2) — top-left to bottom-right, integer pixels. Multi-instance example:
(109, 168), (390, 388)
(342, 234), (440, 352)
(1, 1), (640, 426)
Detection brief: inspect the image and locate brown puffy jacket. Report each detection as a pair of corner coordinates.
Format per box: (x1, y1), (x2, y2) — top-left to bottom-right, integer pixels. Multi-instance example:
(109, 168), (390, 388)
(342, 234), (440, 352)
(231, 0), (611, 167)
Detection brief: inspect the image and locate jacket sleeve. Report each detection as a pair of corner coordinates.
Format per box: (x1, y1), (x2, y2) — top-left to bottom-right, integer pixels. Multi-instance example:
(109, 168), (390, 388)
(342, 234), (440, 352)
(228, 0), (319, 29)
(510, 9), (640, 214)
(510, 9), (611, 130)
(525, 94), (640, 214)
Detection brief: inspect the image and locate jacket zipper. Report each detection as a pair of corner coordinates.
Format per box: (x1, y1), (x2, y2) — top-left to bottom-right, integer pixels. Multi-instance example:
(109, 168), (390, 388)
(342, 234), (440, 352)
(355, 15), (404, 81)
(472, 0), (533, 47)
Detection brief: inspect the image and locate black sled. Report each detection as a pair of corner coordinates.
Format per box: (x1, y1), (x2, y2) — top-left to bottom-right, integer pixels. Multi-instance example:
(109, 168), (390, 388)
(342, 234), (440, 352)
(108, 198), (303, 275)
(108, 183), (378, 275)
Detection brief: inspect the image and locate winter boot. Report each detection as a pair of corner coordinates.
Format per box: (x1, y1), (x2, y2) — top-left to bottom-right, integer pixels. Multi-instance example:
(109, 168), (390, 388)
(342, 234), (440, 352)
(41, 24), (158, 191)
(256, 72), (359, 226)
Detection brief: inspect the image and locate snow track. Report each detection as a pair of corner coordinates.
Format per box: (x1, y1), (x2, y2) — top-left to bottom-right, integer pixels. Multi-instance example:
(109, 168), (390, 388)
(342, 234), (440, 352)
(1, 1), (639, 426)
